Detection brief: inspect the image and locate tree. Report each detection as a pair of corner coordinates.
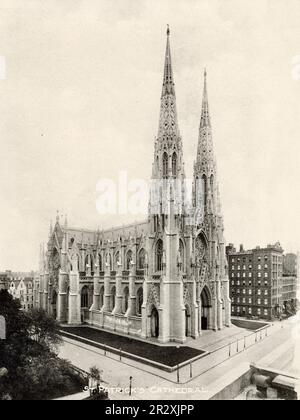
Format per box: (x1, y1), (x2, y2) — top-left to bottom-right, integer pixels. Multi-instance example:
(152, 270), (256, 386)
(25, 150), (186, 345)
(0, 291), (85, 400)
(26, 308), (62, 349)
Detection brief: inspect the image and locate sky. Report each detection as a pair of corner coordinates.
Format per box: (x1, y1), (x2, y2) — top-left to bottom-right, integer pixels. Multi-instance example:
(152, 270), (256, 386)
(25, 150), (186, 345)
(0, 0), (299, 271)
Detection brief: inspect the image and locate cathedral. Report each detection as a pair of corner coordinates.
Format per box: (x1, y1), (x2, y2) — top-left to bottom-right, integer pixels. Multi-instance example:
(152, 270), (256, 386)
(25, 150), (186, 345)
(35, 28), (231, 344)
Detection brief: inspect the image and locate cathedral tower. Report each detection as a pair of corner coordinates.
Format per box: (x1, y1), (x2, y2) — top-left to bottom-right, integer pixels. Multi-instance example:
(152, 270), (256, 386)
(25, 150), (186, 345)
(146, 27), (187, 343)
(192, 70), (231, 332)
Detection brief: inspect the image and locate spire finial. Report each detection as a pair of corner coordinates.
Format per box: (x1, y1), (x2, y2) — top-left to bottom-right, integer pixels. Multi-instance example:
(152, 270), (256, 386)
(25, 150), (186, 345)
(56, 210), (60, 223)
(200, 68), (210, 128)
(167, 24), (170, 36)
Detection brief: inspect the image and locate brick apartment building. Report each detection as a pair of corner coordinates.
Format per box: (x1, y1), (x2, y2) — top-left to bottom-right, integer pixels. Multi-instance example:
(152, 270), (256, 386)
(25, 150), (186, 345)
(281, 253), (298, 314)
(226, 243), (284, 320)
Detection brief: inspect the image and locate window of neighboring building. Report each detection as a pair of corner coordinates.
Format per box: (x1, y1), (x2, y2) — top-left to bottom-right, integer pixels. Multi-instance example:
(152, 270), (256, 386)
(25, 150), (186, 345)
(257, 308), (261, 315)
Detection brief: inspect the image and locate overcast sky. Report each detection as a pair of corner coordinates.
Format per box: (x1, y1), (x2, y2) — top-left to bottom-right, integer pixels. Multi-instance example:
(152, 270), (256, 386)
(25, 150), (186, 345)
(0, 0), (299, 271)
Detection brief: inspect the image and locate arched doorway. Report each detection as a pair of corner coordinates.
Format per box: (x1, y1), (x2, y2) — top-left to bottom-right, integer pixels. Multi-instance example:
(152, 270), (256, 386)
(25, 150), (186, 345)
(150, 307), (159, 338)
(185, 304), (191, 337)
(201, 286), (211, 330)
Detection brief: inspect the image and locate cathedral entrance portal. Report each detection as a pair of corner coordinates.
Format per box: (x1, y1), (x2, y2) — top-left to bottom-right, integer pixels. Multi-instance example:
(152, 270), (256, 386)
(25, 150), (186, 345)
(201, 286), (211, 330)
(150, 307), (159, 338)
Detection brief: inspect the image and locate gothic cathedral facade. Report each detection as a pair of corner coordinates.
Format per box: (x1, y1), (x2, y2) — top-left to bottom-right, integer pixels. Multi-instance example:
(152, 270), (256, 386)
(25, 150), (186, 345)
(35, 29), (231, 343)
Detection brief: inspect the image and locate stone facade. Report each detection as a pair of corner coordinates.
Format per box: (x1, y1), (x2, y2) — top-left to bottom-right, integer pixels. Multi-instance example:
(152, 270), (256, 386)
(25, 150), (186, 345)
(9, 276), (34, 311)
(36, 29), (231, 343)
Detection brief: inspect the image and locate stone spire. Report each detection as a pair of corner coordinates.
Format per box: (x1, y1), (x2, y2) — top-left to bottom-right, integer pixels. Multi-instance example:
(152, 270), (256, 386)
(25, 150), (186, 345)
(196, 69), (214, 169)
(150, 27), (186, 220)
(157, 26), (180, 141)
(200, 69), (210, 128)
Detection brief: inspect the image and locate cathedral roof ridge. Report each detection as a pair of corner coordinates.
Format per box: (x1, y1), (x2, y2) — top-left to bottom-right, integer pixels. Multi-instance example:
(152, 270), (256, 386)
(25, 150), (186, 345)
(66, 219), (148, 236)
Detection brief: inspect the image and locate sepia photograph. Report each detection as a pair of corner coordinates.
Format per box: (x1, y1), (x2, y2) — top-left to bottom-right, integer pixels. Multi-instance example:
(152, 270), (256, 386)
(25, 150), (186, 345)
(0, 0), (299, 406)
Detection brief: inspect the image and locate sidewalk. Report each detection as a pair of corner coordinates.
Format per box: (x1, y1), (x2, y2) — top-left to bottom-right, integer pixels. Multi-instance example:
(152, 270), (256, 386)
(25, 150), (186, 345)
(58, 319), (294, 400)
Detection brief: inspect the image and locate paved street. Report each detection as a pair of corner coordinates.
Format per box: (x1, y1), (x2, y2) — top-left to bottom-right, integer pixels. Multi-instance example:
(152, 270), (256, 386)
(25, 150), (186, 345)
(58, 317), (299, 400)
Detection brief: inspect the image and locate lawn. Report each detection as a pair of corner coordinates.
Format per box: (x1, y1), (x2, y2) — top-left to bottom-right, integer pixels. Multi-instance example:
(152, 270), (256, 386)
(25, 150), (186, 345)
(60, 326), (204, 368)
(231, 319), (268, 331)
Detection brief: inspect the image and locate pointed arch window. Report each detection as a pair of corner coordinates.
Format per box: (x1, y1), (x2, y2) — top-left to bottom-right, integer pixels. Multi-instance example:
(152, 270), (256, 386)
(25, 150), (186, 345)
(81, 286), (89, 308)
(155, 239), (163, 272)
(98, 254), (103, 272)
(202, 175), (207, 208)
(179, 239), (185, 272)
(114, 251), (120, 270)
(172, 152), (177, 177)
(163, 153), (168, 178)
(138, 249), (146, 270)
(126, 250), (133, 271)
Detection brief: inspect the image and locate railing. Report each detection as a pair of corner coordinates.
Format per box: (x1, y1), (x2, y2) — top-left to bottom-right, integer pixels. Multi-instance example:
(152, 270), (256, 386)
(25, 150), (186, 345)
(62, 323), (275, 386)
(174, 324), (273, 383)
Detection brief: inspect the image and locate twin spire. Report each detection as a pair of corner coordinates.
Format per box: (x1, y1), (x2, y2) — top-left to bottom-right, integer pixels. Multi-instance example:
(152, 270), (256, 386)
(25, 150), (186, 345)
(158, 26), (211, 141)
